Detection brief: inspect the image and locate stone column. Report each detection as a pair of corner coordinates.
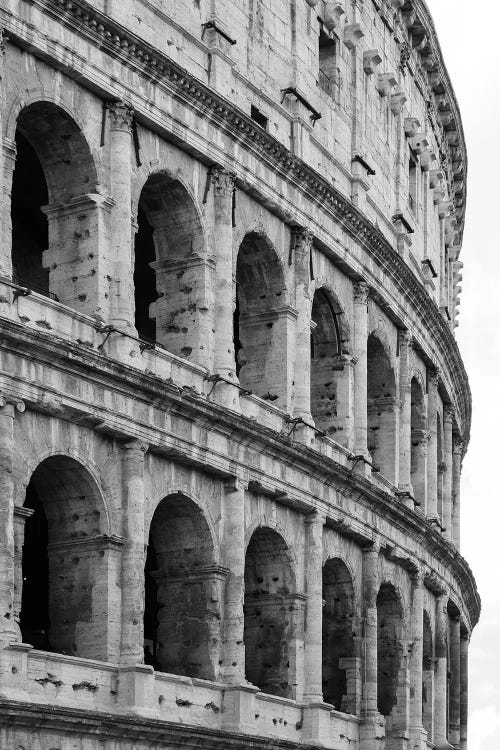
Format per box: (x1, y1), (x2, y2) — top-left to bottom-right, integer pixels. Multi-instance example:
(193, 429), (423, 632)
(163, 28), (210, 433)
(303, 512), (325, 703)
(293, 227), (313, 425)
(1, 136), (16, 279)
(108, 101), (136, 337)
(353, 281), (369, 459)
(120, 439), (148, 665)
(451, 438), (463, 549)
(221, 477), (247, 684)
(442, 406), (454, 540)
(460, 633), (469, 750)
(434, 592), (449, 748)
(448, 614), (461, 746)
(426, 369), (439, 522)
(13, 506), (34, 639)
(409, 570), (426, 747)
(212, 167), (236, 379)
(412, 430), (429, 511)
(398, 331), (413, 501)
(0, 30), (6, 275)
(0, 397), (24, 643)
(361, 544), (379, 715)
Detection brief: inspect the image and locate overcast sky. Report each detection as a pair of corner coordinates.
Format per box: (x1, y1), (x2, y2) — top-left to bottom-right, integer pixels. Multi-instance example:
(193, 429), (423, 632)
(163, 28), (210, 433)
(425, 2), (500, 748)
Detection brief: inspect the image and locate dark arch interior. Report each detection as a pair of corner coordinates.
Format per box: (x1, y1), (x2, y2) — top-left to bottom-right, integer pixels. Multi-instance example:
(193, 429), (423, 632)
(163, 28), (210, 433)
(367, 334), (396, 473)
(377, 583), (403, 717)
(134, 174), (205, 353)
(322, 558), (357, 710)
(310, 289), (341, 433)
(11, 131), (49, 293)
(20, 455), (105, 657)
(244, 527), (295, 697)
(235, 233), (285, 398)
(144, 493), (218, 679)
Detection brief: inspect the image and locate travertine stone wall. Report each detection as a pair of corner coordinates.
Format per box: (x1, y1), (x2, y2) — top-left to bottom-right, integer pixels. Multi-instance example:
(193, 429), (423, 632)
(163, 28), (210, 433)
(0, 1), (477, 749)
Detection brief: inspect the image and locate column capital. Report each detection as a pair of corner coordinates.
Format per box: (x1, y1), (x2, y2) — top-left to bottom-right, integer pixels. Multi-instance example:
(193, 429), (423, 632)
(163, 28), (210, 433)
(304, 510), (326, 527)
(224, 475), (248, 494)
(452, 437), (464, 456)
(107, 100), (134, 131)
(210, 165), (236, 196)
(443, 403), (455, 423)
(353, 280), (369, 304)
(427, 367), (440, 390)
(122, 438), (149, 455)
(399, 329), (414, 351)
(0, 396), (25, 415)
(292, 226), (314, 251)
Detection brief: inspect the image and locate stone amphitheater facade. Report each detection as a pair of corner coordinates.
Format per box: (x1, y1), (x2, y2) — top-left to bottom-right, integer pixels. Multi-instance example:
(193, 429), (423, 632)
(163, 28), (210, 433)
(0, 1), (478, 749)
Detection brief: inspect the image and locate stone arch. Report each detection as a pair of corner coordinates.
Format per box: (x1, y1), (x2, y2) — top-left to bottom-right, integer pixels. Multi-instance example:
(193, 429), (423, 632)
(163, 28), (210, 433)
(235, 231), (289, 404)
(19, 454), (116, 660)
(144, 492), (223, 680)
(367, 333), (398, 481)
(310, 287), (348, 441)
(10, 99), (103, 313)
(422, 609), (434, 737)
(311, 279), (351, 354)
(322, 557), (359, 712)
(376, 582), (404, 718)
(411, 376), (427, 506)
(133, 171), (210, 365)
(244, 526), (299, 698)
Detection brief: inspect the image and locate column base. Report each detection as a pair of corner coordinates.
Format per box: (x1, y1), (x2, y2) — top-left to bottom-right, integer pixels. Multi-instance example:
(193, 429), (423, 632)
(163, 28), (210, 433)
(0, 642), (32, 702)
(359, 711), (386, 750)
(117, 664), (155, 714)
(221, 683), (259, 733)
(301, 700), (335, 744)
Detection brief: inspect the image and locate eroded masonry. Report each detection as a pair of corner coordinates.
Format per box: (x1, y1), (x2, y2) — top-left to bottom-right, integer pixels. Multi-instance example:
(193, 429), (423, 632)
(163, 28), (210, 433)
(0, 1), (478, 749)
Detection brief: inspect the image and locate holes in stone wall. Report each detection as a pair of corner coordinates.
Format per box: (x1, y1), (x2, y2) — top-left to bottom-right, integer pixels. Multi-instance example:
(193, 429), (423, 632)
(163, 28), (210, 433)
(322, 558), (357, 711)
(244, 527), (295, 697)
(145, 493), (221, 680)
(20, 455), (108, 659)
(376, 583), (403, 717)
(235, 233), (286, 402)
(367, 334), (397, 480)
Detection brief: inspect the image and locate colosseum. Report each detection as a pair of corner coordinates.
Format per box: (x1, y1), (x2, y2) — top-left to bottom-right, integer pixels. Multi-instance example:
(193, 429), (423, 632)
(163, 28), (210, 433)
(0, 0), (478, 748)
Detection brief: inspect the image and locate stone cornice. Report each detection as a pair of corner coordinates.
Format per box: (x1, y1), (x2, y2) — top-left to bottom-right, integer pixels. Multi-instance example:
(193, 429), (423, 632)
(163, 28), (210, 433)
(3, 0), (471, 448)
(0, 317), (480, 626)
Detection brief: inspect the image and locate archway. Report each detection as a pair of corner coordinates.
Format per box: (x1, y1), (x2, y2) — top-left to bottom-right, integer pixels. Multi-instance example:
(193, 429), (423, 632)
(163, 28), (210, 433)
(322, 558), (358, 712)
(422, 609), (434, 739)
(235, 233), (287, 405)
(144, 493), (222, 680)
(20, 455), (112, 660)
(244, 527), (297, 697)
(310, 289), (344, 438)
(411, 377), (427, 506)
(377, 583), (403, 718)
(367, 334), (397, 481)
(11, 102), (99, 312)
(134, 174), (209, 365)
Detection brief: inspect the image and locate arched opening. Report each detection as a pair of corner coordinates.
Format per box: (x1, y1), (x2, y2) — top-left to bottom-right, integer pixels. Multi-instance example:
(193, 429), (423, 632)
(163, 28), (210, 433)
(367, 334), (397, 481)
(377, 583), (403, 718)
(144, 493), (222, 680)
(11, 131), (49, 294)
(310, 289), (343, 437)
(244, 527), (297, 697)
(235, 233), (287, 405)
(134, 174), (209, 364)
(411, 377), (427, 506)
(437, 412), (444, 524)
(20, 456), (112, 659)
(422, 610), (434, 738)
(11, 102), (99, 311)
(322, 558), (358, 712)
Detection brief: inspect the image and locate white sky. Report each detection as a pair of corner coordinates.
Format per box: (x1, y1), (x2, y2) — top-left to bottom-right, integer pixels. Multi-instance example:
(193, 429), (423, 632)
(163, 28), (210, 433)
(426, 2), (500, 748)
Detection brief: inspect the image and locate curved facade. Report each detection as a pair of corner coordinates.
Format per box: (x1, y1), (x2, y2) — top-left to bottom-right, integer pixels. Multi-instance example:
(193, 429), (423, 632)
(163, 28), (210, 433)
(0, 2), (478, 750)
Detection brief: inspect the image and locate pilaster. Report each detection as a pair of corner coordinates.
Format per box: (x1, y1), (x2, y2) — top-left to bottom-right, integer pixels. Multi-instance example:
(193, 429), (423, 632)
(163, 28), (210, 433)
(426, 369), (439, 521)
(442, 406), (454, 540)
(302, 511), (326, 703)
(398, 331), (414, 504)
(353, 281), (370, 463)
(120, 439), (148, 665)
